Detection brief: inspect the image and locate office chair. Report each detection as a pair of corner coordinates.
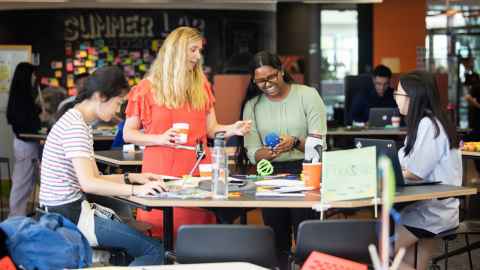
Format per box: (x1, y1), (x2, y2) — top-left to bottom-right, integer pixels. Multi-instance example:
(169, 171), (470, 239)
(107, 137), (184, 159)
(292, 219), (378, 268)
(175, 224), (278, 269)
(429, 220), (480, 270)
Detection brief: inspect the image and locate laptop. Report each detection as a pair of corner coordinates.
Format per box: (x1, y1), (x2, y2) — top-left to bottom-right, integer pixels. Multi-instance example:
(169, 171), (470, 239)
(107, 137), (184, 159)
(368, 108), (399, 128)
(354, 138), (441, 187)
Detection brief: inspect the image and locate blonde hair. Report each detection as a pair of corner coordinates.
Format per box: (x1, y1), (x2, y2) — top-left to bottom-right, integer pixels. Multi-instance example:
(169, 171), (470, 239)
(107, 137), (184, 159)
(148, 26), (208, 110)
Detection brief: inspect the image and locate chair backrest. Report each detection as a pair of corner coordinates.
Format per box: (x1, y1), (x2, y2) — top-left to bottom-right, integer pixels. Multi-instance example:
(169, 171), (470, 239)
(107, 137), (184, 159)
(175, 225), (277, 269)
(344, 74), (374, 125)
(295, 219), (378, 265)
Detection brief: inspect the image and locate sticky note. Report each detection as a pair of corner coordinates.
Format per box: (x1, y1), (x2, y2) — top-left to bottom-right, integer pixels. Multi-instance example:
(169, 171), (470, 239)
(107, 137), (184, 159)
(85, 60), (95, 68)
(49, 78), (59, 87)
(55, 70), (62, 78)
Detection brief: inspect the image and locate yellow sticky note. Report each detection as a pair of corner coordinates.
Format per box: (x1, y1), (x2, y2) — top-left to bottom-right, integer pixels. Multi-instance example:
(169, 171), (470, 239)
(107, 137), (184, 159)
(102, 46), (109, 53)
(67, 78), (74, 88)
(128, 79), (134, 86)
(78, 67), (87, 74)
(124, 58), (132, 65)
(85, 60), (95, 68)
(49, 78), (60, 87)
(139, 64), (146, 72)
(151, 40), (159, 51)
(79, 51), (87, 58)
(55, 70), (62, 78)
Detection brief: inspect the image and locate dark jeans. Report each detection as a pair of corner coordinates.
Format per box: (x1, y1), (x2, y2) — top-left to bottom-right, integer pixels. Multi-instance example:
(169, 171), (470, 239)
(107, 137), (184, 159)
(43, 199), (164, 266)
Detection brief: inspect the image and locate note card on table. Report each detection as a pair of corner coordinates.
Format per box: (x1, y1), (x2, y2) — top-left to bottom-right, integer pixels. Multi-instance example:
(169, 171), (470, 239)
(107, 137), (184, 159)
(321, 146), (377, 203)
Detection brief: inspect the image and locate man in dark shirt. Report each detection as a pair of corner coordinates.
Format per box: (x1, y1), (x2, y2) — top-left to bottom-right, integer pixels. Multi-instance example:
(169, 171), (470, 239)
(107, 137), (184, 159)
(350, 65), (398, 123)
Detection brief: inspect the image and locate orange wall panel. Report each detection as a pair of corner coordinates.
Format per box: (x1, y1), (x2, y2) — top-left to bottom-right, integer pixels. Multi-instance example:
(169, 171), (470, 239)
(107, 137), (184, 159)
(373, 0), (426, 73)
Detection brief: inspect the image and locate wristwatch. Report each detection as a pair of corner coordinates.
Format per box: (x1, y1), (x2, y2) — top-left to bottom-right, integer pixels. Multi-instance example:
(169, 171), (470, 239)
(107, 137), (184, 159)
(123, 173), (131, 184)
(292, 136), (300, 149)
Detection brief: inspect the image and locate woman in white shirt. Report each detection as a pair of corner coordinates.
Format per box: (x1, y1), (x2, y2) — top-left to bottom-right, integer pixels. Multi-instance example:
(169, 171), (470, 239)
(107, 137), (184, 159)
(393, 71), (461, 270)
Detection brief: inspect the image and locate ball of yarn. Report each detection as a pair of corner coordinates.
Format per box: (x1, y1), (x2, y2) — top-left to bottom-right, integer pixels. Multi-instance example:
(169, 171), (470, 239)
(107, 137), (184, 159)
(264, 132), (280, 149)
(257, 159), (274, 176)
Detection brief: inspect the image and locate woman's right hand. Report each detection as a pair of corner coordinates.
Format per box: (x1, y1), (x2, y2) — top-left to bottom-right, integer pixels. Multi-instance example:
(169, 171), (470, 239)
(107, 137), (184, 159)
(155, 128), (178, 147)
(132, 181), (168, 196)
(255, 147), (278, 162)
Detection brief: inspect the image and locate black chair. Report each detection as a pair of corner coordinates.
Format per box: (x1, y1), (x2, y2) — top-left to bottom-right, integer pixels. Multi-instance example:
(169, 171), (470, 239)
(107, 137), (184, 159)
(430, 220), (480, 270)
(175, 224), (278, 269)
(292, 219), (378, 267)
(0, 157), (11, 220)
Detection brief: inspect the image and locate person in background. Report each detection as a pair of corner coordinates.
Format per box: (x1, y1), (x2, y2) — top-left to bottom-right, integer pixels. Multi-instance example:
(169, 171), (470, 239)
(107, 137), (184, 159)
(240, 51), (327, 270)
(463, 72), (480, 180)
(350, 64), (398, 123)
(123, 26), (251, 238)
(393, 71), (461, 270)
(111, 101), (128, 149)
(40, 86), (67, 127)
(6, 62), (47, 217)
(40, 66), (165, 266)
(57, 72), (89, 114)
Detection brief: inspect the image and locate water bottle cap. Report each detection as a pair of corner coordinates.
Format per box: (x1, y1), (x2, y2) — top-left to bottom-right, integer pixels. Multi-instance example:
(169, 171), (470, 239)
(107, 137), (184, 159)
(214, 132), (226, 147)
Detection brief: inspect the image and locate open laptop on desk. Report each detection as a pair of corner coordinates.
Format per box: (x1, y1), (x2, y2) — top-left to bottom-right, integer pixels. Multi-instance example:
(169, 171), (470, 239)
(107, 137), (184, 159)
(354, 138), (441, 187)
(368, 108), (399, 128)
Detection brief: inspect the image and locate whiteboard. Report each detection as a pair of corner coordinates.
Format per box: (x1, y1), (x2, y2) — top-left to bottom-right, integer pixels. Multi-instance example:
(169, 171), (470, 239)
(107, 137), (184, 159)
(0, 45), (32, 112)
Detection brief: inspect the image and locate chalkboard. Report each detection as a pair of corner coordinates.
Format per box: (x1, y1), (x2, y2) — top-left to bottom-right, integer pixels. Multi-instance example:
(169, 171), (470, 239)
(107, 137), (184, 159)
(0, 45), (31, 111)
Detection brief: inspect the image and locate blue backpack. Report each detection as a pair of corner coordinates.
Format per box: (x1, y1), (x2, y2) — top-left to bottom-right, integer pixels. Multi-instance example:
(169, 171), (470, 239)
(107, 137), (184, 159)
(0, 213), (92, 270)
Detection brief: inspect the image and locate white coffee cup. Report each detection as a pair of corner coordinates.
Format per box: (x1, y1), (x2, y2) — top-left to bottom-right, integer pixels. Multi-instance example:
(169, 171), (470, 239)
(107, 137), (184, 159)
(391, 116), (401, 128)
(173, 123), (189, 144)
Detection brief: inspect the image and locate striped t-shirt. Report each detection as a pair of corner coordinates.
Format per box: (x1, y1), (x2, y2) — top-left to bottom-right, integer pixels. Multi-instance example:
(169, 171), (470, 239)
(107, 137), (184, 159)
(40, 108), (94, 206)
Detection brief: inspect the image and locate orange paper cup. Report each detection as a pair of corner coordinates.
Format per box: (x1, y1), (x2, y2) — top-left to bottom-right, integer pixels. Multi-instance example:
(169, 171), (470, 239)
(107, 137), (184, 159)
(302, 162), (322, 189)
(199, 164), (213, 178)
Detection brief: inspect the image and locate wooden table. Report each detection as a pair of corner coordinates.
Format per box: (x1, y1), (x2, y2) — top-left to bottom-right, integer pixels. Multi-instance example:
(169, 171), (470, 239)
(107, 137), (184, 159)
(85, 262), (268, 269)
(462, 151), (480, 159)
(117, 184), (476, 258)
(95, 150), (143, 168)
(19, 132), (115, 142)
(327, 127), (407, 136)
(94, 148), (238, 170)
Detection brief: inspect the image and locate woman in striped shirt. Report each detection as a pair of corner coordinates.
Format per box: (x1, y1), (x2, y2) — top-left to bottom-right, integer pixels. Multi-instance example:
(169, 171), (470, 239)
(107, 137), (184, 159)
(40, 66), (165, 266)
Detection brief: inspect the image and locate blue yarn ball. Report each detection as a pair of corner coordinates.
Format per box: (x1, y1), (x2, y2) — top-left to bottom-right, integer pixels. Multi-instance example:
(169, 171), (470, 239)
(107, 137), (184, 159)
(265, 132), (280, 148)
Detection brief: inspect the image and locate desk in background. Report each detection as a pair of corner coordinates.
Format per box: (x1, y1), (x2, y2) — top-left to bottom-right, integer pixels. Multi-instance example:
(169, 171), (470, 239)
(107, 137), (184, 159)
(19, 132), (115, 150)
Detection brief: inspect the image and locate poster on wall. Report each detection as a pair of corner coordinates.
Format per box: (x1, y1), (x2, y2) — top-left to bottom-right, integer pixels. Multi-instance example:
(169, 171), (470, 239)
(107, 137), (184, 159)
(0, 45), (32, 111)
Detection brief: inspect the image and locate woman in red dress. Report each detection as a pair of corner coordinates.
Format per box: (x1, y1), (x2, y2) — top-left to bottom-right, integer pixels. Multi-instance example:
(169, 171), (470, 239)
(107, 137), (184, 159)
(124, 26), (251, 238)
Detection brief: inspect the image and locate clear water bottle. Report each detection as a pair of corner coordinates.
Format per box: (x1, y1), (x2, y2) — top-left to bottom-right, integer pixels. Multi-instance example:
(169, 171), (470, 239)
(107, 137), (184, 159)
(212, 132), (228, 199)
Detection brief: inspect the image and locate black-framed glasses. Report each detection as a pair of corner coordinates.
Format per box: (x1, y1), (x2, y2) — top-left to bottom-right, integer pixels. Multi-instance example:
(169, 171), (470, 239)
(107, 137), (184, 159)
(393, 92), (409, 97)
(253, 72), (279, 85)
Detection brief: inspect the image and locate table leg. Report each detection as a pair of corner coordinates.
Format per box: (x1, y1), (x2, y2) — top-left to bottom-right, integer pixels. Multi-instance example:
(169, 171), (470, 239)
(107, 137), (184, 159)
(163, 207), (174, 264)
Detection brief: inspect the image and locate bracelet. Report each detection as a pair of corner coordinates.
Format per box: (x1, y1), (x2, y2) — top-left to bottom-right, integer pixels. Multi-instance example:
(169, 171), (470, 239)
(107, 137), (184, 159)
(124, 173), (131, 184)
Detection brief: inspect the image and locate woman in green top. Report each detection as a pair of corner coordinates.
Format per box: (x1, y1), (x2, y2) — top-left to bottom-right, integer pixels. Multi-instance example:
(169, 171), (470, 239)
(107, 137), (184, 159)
(239, 51), (327, 269)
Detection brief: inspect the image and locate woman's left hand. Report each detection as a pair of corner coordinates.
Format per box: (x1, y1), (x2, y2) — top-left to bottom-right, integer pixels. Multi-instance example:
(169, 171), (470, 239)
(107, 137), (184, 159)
(273, 135), (295, 154)
(130, 173), (165, 184)
(229, 120), (252, 136)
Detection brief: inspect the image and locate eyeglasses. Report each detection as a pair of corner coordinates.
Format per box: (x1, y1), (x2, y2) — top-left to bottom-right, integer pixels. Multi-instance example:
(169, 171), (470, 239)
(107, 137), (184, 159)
(253, 72), (279, 85)
(393, 92), (409, 98)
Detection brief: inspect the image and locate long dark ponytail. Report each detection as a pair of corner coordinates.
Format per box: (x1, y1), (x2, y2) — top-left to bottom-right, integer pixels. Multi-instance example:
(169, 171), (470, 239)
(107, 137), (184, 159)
(401, 71), (458, 156)
(56, 66), (128, 120)
(235, 51), (295, 173)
